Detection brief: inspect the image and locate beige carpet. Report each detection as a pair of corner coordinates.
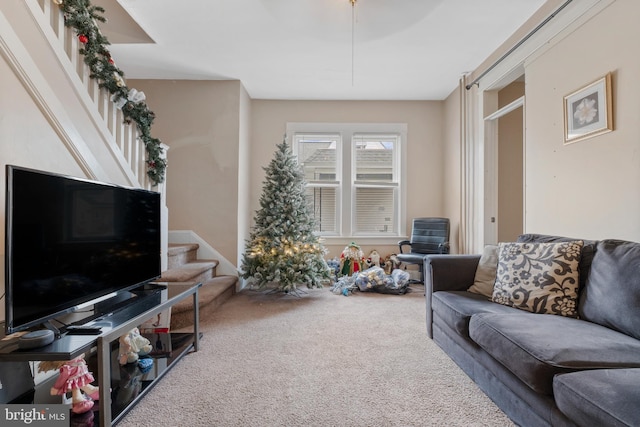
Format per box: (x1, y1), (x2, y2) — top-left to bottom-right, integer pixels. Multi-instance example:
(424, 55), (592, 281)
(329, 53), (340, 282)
(118, 285), (515, 427)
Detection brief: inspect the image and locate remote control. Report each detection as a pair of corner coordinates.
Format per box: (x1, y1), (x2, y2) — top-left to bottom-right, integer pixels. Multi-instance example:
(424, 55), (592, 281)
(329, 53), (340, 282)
(65, 325), (102, 335)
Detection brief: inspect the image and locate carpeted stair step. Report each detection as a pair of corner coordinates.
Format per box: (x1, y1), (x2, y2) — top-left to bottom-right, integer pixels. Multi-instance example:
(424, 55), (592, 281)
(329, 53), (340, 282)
(169, 275), (238, 330)
(167, 243), (199, 270)
(160, 260), (218, 283)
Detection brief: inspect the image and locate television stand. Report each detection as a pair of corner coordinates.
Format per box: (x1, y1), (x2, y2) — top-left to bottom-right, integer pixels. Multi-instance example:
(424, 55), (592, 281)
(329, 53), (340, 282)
(0, 281), (202, 427)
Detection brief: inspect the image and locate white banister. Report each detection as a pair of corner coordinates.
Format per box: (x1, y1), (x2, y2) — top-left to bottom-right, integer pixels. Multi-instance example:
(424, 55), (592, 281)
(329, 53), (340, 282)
(28, 0), (158, 192)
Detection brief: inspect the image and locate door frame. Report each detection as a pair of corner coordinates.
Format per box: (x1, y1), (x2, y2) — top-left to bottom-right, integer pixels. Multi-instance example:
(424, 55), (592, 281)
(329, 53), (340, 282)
(483, 95), (525, 245)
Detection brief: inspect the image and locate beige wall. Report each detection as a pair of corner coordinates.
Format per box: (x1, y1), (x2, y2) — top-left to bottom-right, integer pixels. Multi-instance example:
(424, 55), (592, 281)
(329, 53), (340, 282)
(250, 100), (445, 258)
(524, 0), (640, 240)
(129, 79), (242, 266)
(0, 54), (86, 321)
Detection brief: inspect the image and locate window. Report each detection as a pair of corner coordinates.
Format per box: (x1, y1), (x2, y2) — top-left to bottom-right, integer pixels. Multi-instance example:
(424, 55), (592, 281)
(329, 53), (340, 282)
(289, 123), (407, 242)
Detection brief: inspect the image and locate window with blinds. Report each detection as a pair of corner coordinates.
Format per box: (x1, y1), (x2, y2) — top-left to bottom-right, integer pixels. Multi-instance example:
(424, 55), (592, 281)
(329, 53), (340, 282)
(292, 127), (404, 238)
(353, 134), (398, 234)
(296, 134), (340, 234)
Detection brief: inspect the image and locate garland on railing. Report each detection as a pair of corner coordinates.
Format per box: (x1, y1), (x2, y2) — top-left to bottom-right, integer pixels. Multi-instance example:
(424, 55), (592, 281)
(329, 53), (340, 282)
(53, 0), (166, 185)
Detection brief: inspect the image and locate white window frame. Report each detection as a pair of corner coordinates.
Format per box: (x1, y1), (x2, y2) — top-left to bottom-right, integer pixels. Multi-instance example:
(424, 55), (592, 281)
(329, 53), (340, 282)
(288, 122), (407, 246)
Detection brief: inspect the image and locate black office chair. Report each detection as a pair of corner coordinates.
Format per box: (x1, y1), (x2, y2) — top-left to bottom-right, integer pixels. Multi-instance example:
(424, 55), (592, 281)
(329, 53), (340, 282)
(397, 217), (450, 284)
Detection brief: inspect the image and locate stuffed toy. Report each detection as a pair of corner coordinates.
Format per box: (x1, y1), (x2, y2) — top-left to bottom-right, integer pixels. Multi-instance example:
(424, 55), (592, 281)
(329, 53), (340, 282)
(339, 242), (364, 276)
(365, 250), (382, 268)
(325, 257), (341, 281)
(118, 327), (152, 366)
(38, 354), (101, 414)
(382, 254), (402, 275)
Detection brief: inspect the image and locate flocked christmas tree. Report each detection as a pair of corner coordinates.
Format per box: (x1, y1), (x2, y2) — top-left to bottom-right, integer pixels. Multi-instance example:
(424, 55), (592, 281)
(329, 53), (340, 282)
(240, 139), (331, 293)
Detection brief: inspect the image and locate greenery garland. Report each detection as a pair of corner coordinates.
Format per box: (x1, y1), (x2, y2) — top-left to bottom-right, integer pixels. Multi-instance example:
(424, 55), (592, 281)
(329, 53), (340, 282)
(55, 0), (166, 185)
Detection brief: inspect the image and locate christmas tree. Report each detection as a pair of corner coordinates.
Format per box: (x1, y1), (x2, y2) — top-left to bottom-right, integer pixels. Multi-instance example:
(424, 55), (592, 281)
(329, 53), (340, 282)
(240, 139), (331, 293)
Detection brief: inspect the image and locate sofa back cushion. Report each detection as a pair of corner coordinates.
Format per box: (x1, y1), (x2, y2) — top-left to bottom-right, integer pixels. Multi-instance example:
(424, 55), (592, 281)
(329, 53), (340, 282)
(580, 239), (640, 340)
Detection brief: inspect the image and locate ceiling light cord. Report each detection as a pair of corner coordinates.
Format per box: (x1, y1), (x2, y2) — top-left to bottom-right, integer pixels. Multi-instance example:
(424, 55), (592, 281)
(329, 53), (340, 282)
(351, 0), (356, 86)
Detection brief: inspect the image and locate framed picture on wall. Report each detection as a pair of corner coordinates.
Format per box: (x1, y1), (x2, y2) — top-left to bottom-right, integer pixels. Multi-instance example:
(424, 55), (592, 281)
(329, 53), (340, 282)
(563, 72), (613, 144)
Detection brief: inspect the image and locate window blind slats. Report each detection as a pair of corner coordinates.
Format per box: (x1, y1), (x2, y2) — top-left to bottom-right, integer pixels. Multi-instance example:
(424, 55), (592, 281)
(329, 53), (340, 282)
(305, 187), (336, 233)
(354, 187), (395, 233)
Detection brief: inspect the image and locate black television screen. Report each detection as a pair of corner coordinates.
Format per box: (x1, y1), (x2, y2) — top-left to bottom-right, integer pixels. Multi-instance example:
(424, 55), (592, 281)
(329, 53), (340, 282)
(4, 165), (161, 334)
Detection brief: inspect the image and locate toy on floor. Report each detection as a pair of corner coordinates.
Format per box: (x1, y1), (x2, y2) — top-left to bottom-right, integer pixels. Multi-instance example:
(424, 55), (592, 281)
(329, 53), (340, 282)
(330, 275), (358, 296)
(38, 354), (101, 414)
(365, 250), (382, 268)
(326, 257), (341, 281)
(382, 254), (402, 275)
(339, 242), (365, 276)
(118, 327), (153, 366)
(356, 266), (411, 294)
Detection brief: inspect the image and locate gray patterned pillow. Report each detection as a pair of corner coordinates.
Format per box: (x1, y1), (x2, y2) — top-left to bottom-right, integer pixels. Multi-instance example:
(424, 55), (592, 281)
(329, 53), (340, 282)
(492, 241), (583, 317)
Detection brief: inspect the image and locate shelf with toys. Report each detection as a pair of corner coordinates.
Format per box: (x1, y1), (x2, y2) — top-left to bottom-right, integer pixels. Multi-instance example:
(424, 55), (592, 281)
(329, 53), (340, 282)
(0, 281), (201, 426)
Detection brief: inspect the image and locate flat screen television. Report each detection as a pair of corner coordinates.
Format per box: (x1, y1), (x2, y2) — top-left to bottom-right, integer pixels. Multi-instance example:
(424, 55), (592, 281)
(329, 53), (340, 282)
(4, 165), (161, 334)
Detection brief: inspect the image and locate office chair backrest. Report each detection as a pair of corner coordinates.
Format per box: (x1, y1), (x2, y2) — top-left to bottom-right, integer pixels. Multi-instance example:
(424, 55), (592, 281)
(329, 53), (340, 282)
(410, 217), (450, 254)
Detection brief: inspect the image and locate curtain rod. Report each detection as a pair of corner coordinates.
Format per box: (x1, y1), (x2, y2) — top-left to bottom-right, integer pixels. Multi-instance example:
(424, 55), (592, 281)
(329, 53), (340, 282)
(465, 0), (573, 90)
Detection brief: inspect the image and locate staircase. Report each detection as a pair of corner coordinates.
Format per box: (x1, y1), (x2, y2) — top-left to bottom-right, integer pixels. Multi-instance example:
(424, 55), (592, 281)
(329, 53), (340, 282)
(15, 2), (237, 329)
(162, 243), (238, 330)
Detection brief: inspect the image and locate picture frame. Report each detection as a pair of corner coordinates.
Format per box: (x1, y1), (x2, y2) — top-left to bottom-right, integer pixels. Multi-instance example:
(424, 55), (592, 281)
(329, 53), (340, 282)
(563, 73), (613, 144)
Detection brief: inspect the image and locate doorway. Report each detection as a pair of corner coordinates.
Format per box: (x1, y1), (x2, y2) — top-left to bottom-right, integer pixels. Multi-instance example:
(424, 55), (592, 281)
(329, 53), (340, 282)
(483, 81), (525, 245)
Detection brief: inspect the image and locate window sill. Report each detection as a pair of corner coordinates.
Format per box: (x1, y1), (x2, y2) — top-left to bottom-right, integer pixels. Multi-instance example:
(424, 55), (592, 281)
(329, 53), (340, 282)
(320, 236), (409, 247)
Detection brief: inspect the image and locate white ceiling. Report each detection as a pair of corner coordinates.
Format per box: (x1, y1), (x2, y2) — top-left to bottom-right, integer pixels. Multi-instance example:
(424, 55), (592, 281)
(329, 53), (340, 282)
(99, 0), (547, 101)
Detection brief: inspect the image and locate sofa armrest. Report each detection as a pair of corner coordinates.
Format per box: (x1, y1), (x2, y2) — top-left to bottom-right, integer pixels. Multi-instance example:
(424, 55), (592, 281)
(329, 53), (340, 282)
(423, 254), (481, 338)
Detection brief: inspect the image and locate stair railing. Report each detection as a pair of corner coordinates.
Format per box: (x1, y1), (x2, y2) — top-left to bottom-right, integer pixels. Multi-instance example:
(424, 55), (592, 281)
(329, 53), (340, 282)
(27, 0), (164, 192)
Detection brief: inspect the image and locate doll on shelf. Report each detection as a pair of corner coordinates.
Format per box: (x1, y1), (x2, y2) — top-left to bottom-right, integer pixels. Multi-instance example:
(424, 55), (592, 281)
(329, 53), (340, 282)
(38, 354), (102, 414)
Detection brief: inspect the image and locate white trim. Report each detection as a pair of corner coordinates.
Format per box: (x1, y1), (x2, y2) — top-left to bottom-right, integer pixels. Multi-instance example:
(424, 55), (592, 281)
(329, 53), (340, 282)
(287, 122), (408, 239)
(476, 0), (612, 92)
(320, 236), (408, 247)
(24, 0), (143, 187)
(0, 7), (103, 180)
(484, 96), (524, 121)
(483, 96), (525, 245)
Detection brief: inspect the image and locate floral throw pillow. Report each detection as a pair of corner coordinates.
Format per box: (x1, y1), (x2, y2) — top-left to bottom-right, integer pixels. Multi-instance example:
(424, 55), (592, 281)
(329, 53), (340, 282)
(492, 241), (583, 317)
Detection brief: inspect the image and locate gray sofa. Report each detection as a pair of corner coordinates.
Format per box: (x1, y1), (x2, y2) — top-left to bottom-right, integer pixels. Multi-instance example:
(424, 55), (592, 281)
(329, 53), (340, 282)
(423, 234), (640, 427)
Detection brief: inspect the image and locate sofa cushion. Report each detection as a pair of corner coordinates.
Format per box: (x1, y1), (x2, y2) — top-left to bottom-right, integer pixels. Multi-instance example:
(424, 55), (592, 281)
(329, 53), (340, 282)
(517, 233), (597, 290)
(469, 313), (640, 395)
(492, 241), (583, 317)
(432, 291), (528, 338)
(580, 239), (640, 340)
(554, 369), (640, 427)
(468, 245), (498, 298)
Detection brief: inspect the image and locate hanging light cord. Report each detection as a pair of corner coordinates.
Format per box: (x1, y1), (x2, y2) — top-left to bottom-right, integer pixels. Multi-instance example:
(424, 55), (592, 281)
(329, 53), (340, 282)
(351, 0), (356, 86)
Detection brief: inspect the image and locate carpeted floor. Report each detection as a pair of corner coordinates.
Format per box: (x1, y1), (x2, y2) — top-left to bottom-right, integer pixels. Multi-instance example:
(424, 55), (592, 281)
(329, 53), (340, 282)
(118, 285), (515, 427)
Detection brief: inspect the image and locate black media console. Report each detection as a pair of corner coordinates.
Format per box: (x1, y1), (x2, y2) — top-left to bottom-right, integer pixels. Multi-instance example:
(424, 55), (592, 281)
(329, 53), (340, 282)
(0, 281), (201, 426)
